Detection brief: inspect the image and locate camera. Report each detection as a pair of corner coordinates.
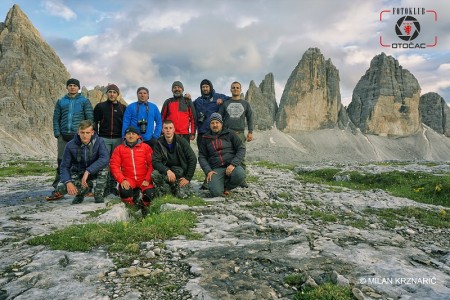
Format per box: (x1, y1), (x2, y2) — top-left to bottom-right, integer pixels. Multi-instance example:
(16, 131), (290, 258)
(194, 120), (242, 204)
(138, 119), (148, 134)
(198, 112), (205, 123)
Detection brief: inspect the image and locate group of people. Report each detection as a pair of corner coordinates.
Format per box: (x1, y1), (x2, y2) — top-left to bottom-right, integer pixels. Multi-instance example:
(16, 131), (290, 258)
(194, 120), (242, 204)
(46, 78), (254, 216)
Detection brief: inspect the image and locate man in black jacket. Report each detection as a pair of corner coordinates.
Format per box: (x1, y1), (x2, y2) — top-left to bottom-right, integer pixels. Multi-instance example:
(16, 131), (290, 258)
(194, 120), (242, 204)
(93, 83), (126, 196)
(152, 120), (197, 198)
(198, 113), (246, 197)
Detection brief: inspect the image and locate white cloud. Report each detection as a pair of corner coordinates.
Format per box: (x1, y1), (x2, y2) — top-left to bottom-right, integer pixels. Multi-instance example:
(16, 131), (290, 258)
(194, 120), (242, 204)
(42, 0), (76, 21)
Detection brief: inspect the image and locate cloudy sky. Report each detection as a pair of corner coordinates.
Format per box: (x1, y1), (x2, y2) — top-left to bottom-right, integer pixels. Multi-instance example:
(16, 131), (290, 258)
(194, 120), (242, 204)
(1, 0), (449, 107)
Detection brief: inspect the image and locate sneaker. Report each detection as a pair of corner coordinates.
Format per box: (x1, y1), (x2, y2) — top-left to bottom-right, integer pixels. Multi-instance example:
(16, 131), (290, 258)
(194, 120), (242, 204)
(223, 190), (231, 196)
(46, 191), (64, 201)
(71, 195), (84, 205)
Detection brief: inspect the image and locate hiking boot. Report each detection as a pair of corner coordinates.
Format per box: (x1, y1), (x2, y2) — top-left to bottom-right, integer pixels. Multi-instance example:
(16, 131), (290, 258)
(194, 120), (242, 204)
(46, 191), (64, 201)
(71, 195), (84, 204)
(223, 190), (231, 196)
(141, 206), (149, 217)
(240, 181), (249, 188)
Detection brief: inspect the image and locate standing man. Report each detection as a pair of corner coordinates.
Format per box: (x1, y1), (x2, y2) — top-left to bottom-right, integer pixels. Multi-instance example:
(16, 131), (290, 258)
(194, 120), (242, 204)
(46, 78), (94, 201)
(161, 81), (196, 142)
(218, 81), (254, 144)
(110, 126), (155, 217)
(122, 87), (162, 149)
(56, 120), (109, 204)
(198, 113), (246, 197)
(93, 83), (126, 197)
(193, 79), (229, 145)
(152, 120), (197, 198)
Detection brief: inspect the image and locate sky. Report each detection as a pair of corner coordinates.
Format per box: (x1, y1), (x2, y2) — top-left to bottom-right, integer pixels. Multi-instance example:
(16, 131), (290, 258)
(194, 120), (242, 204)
(1, 0), (449, 108)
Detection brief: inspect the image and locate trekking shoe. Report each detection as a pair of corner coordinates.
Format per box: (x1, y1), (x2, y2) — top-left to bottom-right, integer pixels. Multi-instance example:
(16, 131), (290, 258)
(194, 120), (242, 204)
(71, 195), (84, 204)
(240, 181), (249, 188)
(46, 191), (64, 201)
(223, 190), (231, 196)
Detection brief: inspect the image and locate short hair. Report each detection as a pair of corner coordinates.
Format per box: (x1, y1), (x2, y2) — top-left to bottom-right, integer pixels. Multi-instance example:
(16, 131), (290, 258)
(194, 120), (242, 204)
(231, 81), (241, 88)
(78, 120), (94, 130)
(163, 120), (174, 125)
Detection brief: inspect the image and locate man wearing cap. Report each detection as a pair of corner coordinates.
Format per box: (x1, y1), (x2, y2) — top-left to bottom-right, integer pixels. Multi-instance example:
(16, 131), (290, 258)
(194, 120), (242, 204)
(110, 126), (155, 217)
(161, 81), (197, 142)
(198, 113), (246, 197)
(46, 78), (94, 201)
(93, 83), (126, 196)
(122, 87), (162, 149)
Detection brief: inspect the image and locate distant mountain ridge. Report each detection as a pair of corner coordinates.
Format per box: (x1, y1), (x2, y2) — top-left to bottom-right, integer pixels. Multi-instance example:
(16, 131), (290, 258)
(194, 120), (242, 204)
(0, 5), (449, 161)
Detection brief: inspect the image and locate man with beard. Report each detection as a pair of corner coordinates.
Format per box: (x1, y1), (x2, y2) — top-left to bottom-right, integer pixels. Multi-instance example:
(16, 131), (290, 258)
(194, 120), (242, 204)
(161, 81), (196, 142)
(198, 113), (246, 197)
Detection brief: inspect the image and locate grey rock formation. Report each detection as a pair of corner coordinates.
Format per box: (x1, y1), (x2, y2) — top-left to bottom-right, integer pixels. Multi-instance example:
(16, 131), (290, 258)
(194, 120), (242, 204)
(276, 48), (344, 132)
(0, 5), (70, 158)
(419, 92), (450, 137)
(82, 85), (128, 108)
(245, 73), (278, 130)
(347, 53), (421, 136)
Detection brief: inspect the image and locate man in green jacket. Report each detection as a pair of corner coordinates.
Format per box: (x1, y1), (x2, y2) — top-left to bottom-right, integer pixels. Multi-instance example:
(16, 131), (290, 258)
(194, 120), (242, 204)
(152, 120), (197, 198)
(46, 78), (94, 201)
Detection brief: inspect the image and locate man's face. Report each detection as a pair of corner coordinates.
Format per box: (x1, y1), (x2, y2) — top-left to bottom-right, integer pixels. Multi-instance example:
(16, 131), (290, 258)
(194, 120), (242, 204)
(230, 83), (241, 97)
(210, 120), (223, 133)
(67, 84), (79, 95)
(78, 126), (94, 144)
(201, 84), (211, 95)
(162, 123), (175, 139)
(107, 90), (119, 102)
(172, 85), (183, 98)
(125, 132), (139, 144)
(137, 90), (149, 102)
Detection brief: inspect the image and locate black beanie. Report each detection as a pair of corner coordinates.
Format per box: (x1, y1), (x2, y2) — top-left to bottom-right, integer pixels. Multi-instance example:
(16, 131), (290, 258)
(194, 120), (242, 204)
(200, 79), (213, 95)
(66, 78), (80, 89)
(125, 126), (140, 135)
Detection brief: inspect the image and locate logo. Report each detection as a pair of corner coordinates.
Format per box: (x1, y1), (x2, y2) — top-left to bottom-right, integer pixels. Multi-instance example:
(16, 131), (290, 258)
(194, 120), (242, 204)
(395, 16), (420, 41)
(379, 8), (437, 49)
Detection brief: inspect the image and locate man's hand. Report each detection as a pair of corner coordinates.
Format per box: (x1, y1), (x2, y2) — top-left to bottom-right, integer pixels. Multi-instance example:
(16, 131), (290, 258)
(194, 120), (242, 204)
(81, 171), (89, 188)
(217, 98), (223, 105)
(179, 177), (189, 187)
(166, 170), (176, 183)
(190, 134), (195, 140)
(121, 180), (131, 189)
(207, 171), (217, 182)
(142, 180), (149, 187)
(66, 182), (78, 195)
(246, 132), (253, 142)
(226, 164), (235, 176)
(184, 93), (191, 99)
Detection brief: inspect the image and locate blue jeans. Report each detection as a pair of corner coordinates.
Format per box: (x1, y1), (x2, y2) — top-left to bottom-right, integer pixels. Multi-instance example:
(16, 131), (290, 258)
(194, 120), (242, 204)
(208, 166), (246, 197)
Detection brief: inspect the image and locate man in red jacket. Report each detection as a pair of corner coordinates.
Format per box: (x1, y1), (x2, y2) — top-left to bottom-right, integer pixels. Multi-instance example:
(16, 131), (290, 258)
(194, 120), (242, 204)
(161, 81), (196, 142)
(110, 126), (154, 216)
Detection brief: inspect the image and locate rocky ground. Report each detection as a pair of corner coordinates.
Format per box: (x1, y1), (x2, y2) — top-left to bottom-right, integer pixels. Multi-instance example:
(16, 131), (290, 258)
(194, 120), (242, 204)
(0, 163), (450, 300)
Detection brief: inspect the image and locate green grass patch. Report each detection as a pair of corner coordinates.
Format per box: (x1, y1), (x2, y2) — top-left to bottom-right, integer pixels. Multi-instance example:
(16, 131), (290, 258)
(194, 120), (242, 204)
(347, 218), (367, 229)
(294, 283), (355, 300)
(28, 195), (203, 252)
(304, 200), (321, 207)
(246, 174), (259, 183)
(297, 169), (450, 207)
(245, 201), (286, 209)
(81, 208), (110, 218)
(251, 160), (295, 171)
(192, 169), (205, 182)
(278, 192), (290, 199)
(0, 160), (54, 177)
(365, 207), (450, 229)
(310, 210), (338, 223)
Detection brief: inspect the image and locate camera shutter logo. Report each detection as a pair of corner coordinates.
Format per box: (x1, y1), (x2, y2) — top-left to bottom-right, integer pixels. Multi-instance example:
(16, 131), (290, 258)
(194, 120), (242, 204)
(395, 16), (420, 41)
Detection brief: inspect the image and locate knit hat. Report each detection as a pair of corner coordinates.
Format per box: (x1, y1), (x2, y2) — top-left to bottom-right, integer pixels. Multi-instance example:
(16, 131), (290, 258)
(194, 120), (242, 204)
(209, 112), (223, 124)
(137, 87), (149, 94)
(172, 81), (184, 91)
(124, 126), (140, 135)
(66, 78), (80, 89)
(106, 83), (120, 94)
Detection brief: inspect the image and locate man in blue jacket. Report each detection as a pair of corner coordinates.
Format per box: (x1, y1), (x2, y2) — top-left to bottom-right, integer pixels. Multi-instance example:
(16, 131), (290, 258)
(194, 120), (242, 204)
(57, 120), (109, 204)
(122, 87), (162, 149)
(46, 78), (94, 201)
(198, 113), (246, 197)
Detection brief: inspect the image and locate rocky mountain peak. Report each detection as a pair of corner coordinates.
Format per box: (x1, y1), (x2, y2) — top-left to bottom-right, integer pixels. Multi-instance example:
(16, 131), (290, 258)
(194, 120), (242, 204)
(347, 53), (421, 136)
(419, 92), (450, 137)
(245, 73), (278, 130)
(0, 5), (70, 158)
(275, 47), (343, 132)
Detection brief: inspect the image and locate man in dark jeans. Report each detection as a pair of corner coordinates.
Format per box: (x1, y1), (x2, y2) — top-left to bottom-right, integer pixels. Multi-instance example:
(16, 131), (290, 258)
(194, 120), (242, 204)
(46, 78), (93, 201)
(94, 83), (126, 196)
(152, 120), (197, 198)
